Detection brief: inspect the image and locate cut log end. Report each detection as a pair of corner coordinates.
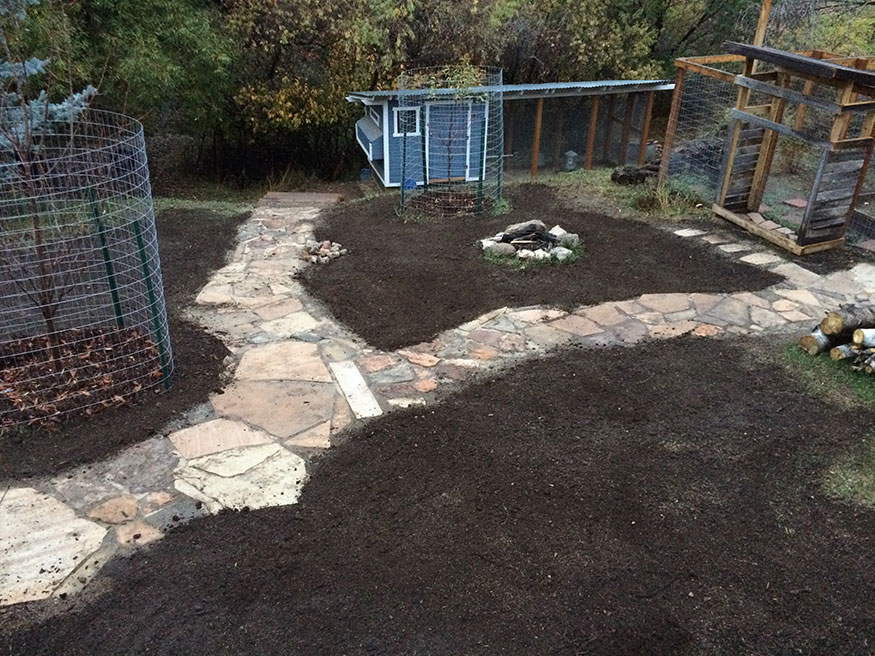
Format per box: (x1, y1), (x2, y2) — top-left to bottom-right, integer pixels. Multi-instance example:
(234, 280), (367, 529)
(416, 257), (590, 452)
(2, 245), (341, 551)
(799, 334), (821, 356)
(830, 344), (859, 361)
(820, 312), (844, 336)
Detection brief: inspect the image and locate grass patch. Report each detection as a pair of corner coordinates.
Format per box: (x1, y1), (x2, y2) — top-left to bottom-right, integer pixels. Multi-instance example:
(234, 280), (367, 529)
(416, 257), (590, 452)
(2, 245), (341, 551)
(782, 344), (875, 409)
(153, 196), (256, 218)
(533, 168), (710, 221)
(824, 434), (875, 509)
(780, 343), (875, 509)
(482, 243), (584, 269)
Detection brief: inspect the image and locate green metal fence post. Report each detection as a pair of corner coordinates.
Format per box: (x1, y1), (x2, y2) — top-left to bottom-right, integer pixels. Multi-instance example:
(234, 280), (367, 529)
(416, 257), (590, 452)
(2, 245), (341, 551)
(477, 111), (488, 215)
(89, 187), (124, 328)
(132, 218), (172, 389)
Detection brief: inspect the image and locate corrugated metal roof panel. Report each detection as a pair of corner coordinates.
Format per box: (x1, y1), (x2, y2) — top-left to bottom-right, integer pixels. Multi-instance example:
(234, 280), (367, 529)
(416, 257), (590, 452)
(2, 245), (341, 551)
(346, 79), (673, 102)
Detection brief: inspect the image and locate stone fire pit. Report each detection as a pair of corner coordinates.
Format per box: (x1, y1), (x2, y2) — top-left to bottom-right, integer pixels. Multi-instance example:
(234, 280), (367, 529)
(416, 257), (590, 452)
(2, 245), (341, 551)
(479, 220), (580, 263)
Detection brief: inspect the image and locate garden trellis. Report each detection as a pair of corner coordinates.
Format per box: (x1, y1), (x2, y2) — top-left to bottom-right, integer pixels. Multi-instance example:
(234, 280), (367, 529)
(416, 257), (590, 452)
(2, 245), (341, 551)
(395, 65), (505, 217)
(0, 110), (172, 430)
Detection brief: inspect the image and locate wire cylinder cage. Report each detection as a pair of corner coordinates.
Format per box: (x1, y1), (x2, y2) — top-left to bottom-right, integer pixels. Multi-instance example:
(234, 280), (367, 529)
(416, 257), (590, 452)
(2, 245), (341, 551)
(397, 66), (504, 218)
(0, 109), (172, 431)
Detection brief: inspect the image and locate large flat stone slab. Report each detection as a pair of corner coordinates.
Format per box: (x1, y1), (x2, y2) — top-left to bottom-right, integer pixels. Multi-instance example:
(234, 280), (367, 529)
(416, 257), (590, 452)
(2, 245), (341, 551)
(212, 380), (336, 438)
(174, 444), (307, 513)
(549, 315), (603, 337)
(638, 293), (691, 314)
(771, 263), (821, 288)
(234, 342), (332, 382)
(1, 488), (107, 605)
(169, 418), (274, 460)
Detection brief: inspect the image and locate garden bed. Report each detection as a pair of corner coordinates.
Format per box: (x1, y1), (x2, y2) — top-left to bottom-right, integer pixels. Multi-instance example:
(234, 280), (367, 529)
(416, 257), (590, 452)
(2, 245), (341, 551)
(0, 208), (248, 480)
(4, 337), (874, 654)
(302, 184), (782, 350)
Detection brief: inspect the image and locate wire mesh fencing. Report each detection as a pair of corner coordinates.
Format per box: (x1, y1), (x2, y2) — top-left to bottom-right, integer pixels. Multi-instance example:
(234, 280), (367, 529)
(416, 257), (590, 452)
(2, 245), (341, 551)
(0, 109), (172, 431)
(397, 66), (504, 218)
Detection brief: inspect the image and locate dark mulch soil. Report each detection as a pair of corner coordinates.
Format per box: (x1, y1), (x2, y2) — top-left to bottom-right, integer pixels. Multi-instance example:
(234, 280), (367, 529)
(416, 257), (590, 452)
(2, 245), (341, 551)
(0, 209), (248, 481)
(301, 184), (782, 351)
(4, 338), (875, 655)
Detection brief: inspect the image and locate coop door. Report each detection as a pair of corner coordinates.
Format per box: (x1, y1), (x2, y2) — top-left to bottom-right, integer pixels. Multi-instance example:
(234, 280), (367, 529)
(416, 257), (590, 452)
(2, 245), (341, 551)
(426, 102), (471, 183)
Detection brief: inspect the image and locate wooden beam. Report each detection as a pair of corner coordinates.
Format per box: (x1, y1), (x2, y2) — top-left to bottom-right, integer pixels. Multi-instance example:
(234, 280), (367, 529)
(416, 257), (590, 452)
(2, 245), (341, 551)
(676, 54), (746, 66)
(729, 109), (830, 148)
(531, 97), (544, 179)
(843, 117), (875, 238)
(658, 67), (686, 184)
(748, 71), (790, 210)
(602, 94), (616, 163)
(712, 204), (844, 255)
(734, 75), (842, 114)
(797, 148), (831, 241)
(552, 103), (565, 171)
(638, 90), (655, 166)
(723, 42), (875, 88)
(675, 59), (736, 83)
(718, 58), (756, 206)
(585, 95), (600, 170)
(753, 0), (772, 47)
(619, 94), (635, 166)
(831, 81), (857, 142)
(794, 78), (818, 131)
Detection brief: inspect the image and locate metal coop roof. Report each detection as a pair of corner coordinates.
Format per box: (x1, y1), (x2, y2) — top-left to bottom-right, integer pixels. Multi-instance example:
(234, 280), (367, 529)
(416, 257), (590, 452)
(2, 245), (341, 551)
(346, 79), (673, 103)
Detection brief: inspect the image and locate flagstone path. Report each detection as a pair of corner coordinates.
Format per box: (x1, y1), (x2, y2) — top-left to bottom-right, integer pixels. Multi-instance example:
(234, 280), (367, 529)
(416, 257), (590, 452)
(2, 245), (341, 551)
(3, 191), (874, 607)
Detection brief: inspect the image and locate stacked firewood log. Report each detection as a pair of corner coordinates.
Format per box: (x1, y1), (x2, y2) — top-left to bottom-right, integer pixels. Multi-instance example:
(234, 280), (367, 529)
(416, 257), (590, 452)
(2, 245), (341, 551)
(799, 305), (875, 372)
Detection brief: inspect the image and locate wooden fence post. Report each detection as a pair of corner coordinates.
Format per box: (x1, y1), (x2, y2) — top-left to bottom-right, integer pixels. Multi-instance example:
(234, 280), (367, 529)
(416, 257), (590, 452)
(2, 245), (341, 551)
(657, 67), (686, 185)
(638, 90), (655, 166)
(585, 95), (601, 170)
(531, 97), (544, 179)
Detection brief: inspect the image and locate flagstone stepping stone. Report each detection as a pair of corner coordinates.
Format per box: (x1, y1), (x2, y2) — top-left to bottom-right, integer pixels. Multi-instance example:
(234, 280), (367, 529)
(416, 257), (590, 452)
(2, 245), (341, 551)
(115, 520), (163, 547)
(690, 293), (721, 315)
(285, 421), (332, 449)
(674, 228), (706, 237)
(701, 297), (751, 327)
(174, 444), (307, 513)
(212, 380), (336, 438)
(691, 324), (723, 337)
(771, 263), (821, 288)
(169, 419), (274, 460)
(780, 309), (814, 323)
(548, 314), (603, 337)
(87, 495), (139, 524)
(638, 293), (691, 314)
(775, 288), (821, 307)
(252, 298), (305, 321)
(0, 488), (107, 605)
(234, 342), (332, 382)
(581, 303), (626, 326)
(750, 306), (787, 329)
(649, 321), (699, 338)
(508, 308), (566, 323)
(732, 292), (770, 309)
(260, 312), (321, 337)
(719, 243), (753, 253)
(740, 252), (783, 266)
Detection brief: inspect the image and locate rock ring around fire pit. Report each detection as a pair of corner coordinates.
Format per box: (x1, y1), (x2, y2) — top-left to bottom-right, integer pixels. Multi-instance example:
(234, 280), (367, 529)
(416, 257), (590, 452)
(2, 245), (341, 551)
(479, 220), (581, 266)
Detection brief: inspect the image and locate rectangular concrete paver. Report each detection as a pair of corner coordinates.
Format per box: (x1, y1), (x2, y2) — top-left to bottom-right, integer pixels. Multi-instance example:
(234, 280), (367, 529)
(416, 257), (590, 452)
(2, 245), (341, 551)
(329, 361), (384, 418)
(740, 252), (783, 266)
